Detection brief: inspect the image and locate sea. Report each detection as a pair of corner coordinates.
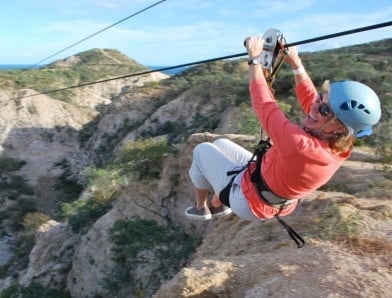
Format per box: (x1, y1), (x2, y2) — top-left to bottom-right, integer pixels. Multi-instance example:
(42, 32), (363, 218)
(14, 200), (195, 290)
(0, 65), (38, 70)
(0, 64), (187, 74)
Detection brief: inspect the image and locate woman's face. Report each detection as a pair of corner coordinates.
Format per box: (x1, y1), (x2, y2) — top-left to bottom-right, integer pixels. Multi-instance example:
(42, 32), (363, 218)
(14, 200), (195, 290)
(302, 93), (347, 134)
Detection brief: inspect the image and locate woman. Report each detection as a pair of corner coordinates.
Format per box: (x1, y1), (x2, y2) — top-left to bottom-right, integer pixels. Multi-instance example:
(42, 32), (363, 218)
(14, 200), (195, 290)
(185, 36), (381, 222)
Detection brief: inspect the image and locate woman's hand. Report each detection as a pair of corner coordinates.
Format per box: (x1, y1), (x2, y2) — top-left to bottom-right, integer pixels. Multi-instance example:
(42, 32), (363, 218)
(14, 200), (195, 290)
(244, 36), (264, 82)
(244, 36), (264, 59)
(284, 45), (302, 69)
(283, 44), (309, 84)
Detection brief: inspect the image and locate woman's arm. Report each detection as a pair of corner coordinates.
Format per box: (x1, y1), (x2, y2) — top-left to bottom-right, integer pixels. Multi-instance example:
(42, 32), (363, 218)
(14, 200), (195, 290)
(244, 36), (265, 82)
(244, 37), (310, 86)
(284, 45), (310, 85)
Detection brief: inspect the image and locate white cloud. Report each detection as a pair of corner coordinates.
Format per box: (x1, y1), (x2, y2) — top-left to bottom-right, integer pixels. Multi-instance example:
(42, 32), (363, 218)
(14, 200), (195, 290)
(93, 0), (158, 9)
(2, 0), (390, 65)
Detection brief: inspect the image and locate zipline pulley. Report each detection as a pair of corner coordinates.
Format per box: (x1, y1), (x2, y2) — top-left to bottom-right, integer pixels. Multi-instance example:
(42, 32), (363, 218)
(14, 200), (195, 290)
(260, 28), (288, 87)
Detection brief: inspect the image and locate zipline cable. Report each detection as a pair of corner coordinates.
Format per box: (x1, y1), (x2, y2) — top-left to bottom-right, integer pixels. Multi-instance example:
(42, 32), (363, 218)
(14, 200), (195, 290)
(14, 52), (245, 100)
(285, 20), (392, 47)
(27, 0), (167, 69)
(15, 20), (392, 100)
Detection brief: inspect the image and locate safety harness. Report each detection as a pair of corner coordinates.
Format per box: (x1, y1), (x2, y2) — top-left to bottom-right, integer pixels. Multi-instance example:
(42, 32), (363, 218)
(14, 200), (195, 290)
(219, 139), (305, 248)
(248, 139), (305, 248)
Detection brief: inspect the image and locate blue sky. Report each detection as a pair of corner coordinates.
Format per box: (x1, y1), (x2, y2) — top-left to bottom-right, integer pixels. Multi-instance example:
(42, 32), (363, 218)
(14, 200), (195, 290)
(0, 0), (391, 66)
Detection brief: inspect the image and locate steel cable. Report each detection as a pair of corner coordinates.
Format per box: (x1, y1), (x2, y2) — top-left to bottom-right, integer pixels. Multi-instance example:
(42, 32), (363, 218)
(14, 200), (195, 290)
(14, 20), (392, 100)
(27, 0), (167, 69)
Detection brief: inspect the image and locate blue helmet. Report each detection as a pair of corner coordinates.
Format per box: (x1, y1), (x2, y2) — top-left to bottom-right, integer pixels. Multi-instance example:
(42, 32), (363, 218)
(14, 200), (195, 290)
(329, 81), (381, 137)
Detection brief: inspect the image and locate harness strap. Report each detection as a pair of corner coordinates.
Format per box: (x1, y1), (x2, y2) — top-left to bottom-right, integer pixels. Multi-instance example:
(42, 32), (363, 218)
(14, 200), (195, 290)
(219, 168), (245, 208)
(249, 139), (305, 248)
(249, 139), (293, 207)
(275, 215), (305, 248)
(217, 139), (305, 248)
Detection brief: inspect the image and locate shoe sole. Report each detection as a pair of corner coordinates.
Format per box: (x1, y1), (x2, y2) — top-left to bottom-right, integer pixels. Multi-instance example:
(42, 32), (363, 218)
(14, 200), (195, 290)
(184, 207), (212, 221)
(211, 209), (232, 218)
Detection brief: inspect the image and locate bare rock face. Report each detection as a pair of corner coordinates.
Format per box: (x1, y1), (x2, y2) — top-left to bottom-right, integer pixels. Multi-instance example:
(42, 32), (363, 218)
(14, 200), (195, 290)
(0, 66), (170, 294)
(0, 71), (168, 186)
(66, 133), (256, 297)
(154, 191), (392, 298)
(1, 48), (390, 296)
(9, 131), (392, 298)
(19, 221), (79, 289)
(0, 90), (95, 185)
(66, 209), (119, 297)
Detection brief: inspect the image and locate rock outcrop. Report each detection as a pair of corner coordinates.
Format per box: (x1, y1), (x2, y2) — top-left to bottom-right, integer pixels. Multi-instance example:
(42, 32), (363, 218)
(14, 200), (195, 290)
(19, 221), (79, 289)
(15, 133), (392, 297)
(1, 42), (391, 297)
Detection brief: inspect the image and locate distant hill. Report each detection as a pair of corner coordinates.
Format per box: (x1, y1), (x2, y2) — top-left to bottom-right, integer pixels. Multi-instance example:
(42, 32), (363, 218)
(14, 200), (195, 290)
(149, 65), (189, 75)
(0, 38), (391, 297)
(0, 65), (37, 70)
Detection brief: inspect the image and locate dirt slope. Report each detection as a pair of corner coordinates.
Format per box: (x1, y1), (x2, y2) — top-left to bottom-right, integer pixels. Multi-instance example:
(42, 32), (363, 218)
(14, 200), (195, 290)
(154, 143), (392, 298)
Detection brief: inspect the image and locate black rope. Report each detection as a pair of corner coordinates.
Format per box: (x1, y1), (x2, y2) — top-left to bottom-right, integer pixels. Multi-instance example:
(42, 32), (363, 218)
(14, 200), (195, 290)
(275, 215), (305, 248)
(285, 21), (392, 47)
(14, 20), (392, 100)
(27, 0), (167, 69)
(13, 52), (245, 100)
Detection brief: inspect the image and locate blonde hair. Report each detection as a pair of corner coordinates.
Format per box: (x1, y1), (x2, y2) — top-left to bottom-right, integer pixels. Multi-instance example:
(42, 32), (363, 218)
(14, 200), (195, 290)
(305, 128), (355, 154)
(321, 80), (330, 93)
(327, 132), (355, 154)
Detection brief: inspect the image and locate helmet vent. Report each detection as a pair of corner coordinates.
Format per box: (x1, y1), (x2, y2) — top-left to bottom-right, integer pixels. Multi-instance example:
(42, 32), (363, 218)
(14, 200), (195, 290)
(340, 101), (370, 114)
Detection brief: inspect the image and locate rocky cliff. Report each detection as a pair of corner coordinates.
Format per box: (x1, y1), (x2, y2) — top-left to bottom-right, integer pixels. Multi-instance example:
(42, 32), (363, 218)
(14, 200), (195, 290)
(14, 132), (392, 297)
(0, 43), (391, 297)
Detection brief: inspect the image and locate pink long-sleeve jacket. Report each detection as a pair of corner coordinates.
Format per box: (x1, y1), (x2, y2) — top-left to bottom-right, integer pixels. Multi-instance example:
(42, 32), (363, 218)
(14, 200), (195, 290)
(241, 76), (350, 219)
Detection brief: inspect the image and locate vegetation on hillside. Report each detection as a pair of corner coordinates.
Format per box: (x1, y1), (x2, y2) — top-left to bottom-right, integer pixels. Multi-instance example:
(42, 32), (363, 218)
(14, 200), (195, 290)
(0, 38), (390, 296)
(153, 39), (391, 159)
(61, 138), (174, 233)
(0, 49), (148, 101)
(104, 217), (199, 297)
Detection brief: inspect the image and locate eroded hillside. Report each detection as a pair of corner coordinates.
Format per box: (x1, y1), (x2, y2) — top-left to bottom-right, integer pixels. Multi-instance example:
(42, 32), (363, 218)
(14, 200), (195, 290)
(0, 39), (391, 297)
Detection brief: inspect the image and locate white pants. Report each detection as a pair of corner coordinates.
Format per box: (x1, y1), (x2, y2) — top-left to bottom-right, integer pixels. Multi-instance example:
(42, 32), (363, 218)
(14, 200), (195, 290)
(188, 138), (259, 221)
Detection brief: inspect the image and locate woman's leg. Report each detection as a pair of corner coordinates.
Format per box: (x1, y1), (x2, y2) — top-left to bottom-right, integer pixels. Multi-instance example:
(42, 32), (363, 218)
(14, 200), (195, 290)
(187, 139), (254, 220)
(213, 138), (259, 221)
(188, 142), (239, 196)
(212, 138), (252, 166)
(187, 141), (240, 219)
(229, 184), (259, 221)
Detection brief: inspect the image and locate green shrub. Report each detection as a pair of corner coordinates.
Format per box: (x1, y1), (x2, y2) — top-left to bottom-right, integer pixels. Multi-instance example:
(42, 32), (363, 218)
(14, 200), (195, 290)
(0, 155), (26, 172)
(307, 202), (362, 241)
(60, 138), (174, 234)
(0, 175), (34, 199)
(11, 232), (35, 268)
(0, 264), (10, 279)
(22, 212), (50, 231)
(236, 103), (259, 136)
(0, 284), (19, 298)
(81, 167), (121, 203)
(104, 217), (199, 296)
(62, 199), (112, 233)
(0, 282), (70, 298)
(114, 138), (173, 180)
(54, 172), (84, 205)
(5, 197), (38, 231)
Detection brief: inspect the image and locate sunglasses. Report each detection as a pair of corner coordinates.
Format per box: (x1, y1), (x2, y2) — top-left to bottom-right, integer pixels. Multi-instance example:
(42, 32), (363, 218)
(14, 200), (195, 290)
(318, 93), (332, 117)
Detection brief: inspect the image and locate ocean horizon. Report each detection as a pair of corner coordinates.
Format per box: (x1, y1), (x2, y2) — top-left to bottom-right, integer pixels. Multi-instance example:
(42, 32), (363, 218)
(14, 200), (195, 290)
(0, 64), (186, 74)
(0, 65), (40, 70)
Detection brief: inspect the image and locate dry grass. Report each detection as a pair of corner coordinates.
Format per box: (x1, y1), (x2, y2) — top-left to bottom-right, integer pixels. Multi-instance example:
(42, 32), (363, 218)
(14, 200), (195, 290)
(343, 236), (392, 258)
